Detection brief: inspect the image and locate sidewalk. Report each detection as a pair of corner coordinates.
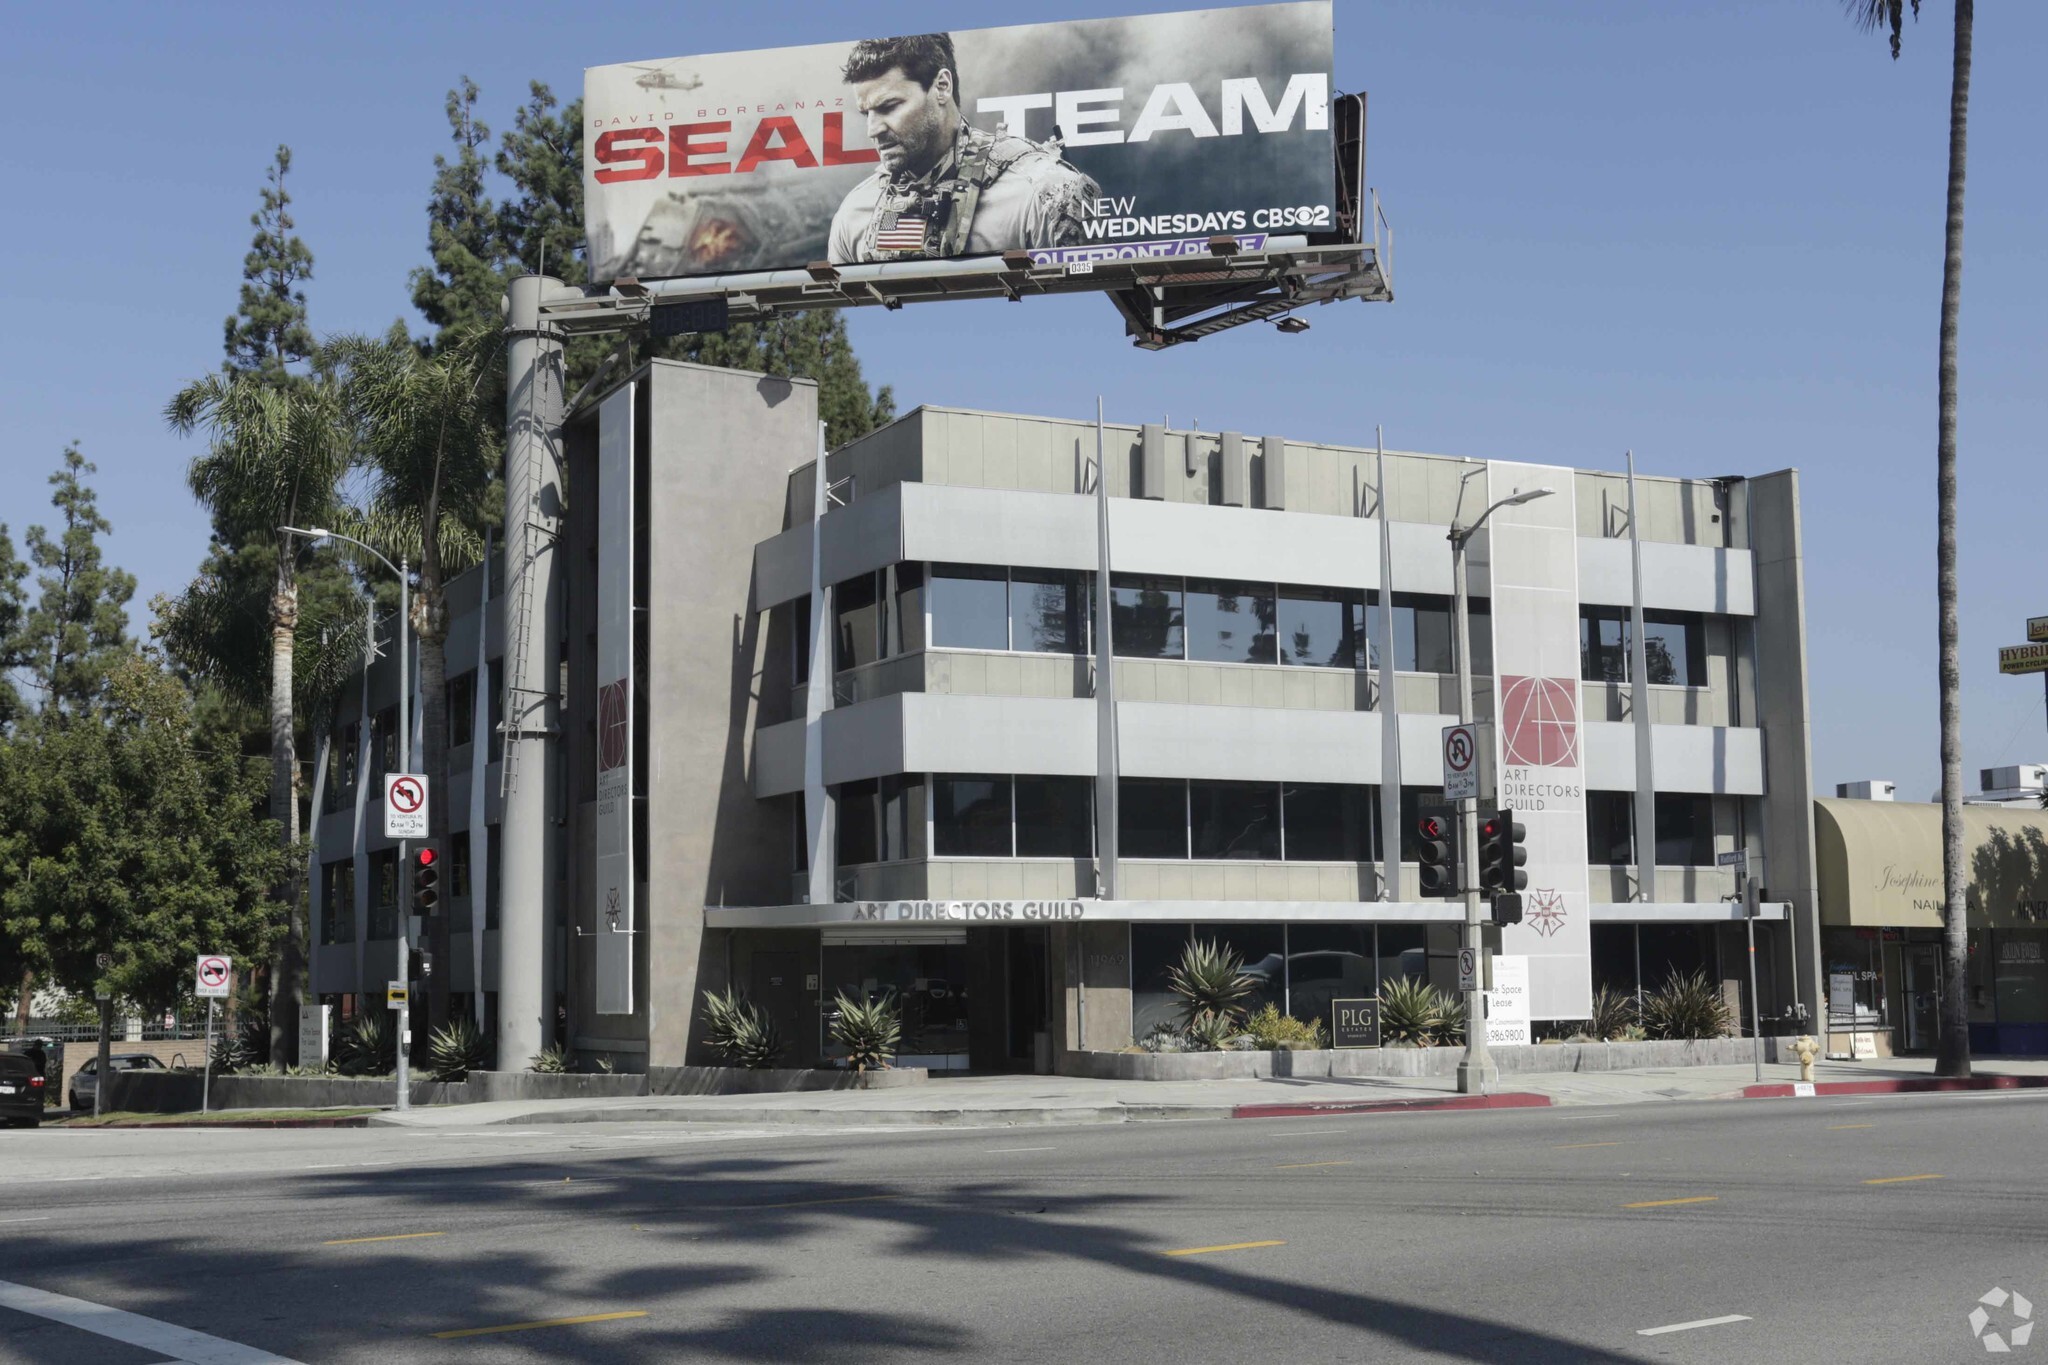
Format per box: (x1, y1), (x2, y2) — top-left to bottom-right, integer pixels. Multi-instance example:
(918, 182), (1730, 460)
(366, 1055), (2048, 1130)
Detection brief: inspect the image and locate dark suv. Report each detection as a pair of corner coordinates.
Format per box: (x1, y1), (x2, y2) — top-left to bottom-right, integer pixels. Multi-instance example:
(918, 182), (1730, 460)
(0, 1052), (46, 1127)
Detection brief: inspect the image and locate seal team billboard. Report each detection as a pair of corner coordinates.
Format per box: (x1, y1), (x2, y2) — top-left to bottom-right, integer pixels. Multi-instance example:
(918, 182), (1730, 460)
(584, 1), (1336, 283)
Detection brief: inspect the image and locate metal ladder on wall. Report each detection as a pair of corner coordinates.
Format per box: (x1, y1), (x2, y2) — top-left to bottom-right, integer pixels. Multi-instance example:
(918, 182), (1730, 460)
(499, 347), (557, 799)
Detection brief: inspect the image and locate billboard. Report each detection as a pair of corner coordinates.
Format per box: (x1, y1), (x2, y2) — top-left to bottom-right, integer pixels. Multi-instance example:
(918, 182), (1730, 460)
(584, 2), (1335, 283)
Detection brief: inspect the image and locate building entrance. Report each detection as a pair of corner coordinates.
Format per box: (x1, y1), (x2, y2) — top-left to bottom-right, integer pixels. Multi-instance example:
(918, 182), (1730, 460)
(1902, 943), (1943, 1054)
(821, 935), (971, 1071)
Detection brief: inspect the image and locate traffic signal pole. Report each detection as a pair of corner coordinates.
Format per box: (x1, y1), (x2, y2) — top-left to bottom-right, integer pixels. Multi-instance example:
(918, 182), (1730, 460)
(1450, 524), (1495, 1095)
(395, 556), (410, 1114)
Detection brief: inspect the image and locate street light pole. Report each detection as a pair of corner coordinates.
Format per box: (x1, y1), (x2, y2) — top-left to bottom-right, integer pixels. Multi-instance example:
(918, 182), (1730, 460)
(1447, 484), (1554, 1097)
(280, 526), (413, 1111)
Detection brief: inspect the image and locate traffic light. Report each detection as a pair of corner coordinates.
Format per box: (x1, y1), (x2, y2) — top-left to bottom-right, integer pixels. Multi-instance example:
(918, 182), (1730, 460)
(411, 842), (440, 915)
(1478, 811), (1528, 893)
(1415, 811), (1459, 898)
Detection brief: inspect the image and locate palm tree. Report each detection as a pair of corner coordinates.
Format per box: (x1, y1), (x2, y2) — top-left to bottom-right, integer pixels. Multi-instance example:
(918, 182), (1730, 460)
(332, 327), (502, 1037)
(165, 371), (352, 1064)
(1847, 0), (1973, 1077)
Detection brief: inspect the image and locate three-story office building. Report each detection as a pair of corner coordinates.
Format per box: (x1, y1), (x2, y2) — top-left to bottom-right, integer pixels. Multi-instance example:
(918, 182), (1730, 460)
(310, 358), (1820, 1074)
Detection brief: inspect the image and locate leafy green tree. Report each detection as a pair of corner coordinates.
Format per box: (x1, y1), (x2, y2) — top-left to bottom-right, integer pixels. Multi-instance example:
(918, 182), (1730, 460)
(1848, 0), (1974, 1078)
(0, 655), (290, 1019)
(411, 78), (503, 344)
(332, 326), (501, 1035)
(17, 446), (136, 723)
(223, 145), (316, 386)
(164, 368), (353, 1063)
(0, 523), (28, 730)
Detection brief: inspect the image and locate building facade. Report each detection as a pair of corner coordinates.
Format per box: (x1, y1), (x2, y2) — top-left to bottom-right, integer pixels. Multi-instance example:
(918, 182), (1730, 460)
(310, 358), (1823, 1073)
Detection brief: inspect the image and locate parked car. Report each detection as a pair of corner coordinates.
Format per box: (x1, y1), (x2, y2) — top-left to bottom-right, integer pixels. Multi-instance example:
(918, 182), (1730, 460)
(0, 1051), (46, 1127)
(68, 1053), (167, 1112)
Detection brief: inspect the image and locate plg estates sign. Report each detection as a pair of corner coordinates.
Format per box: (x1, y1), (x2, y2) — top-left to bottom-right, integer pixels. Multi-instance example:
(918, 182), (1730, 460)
(583, 2), (1337, 282)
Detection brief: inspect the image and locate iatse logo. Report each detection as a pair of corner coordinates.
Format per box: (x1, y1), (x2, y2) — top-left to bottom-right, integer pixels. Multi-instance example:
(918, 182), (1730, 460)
(1969, 1286), (2033, 1353)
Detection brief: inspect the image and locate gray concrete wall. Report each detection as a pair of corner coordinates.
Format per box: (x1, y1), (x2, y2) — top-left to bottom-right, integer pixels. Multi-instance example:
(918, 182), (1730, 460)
(1747, 470), (1823, 1027)
(1054, 923), (1133, 1058)
(641, 361), (817, 1069)
(1060, 1035), (1801, 1082)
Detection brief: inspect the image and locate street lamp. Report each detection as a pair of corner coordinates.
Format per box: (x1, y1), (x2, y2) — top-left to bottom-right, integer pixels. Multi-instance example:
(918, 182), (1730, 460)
(1445, 484), (1554, 1096)
(280, 524), (415, 1111)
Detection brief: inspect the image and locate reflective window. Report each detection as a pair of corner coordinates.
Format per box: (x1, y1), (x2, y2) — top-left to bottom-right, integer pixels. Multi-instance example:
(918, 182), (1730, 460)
(893, 563), (926, 654)
(1586, 791), (1634, 865)
(930, 563), (1009, 651)
(1278, 586), (1366, 668)
(1011, 569), (1089, 654)
(486, 660), (504, 763)
(320, 861), (355, 946)
(1185, 579), (1276, 665)
(836, 778), (880, 866)
(1287, 924), (1375, 1029)
(449, 830), (472, 898)
(1654, 793), (1714, 866)
(834, 571), (885, 670)
(1375, 923), (1430, 990)
(448, 671), (476, 748)
(1015, 775), (1093, 858)
(1388, 594), (1488, 675)
(1111, 574), (1184, 660)
(369, 849), (399, 940)
(792, 596), (811, 685)
(1580, 607), (1705, 686)
(1190, 781), (1280, 860)
(1282, 783), (1372, 862)
(934, 774), (1012, 857)
(1119, 778), (1188, 858)
(1131, 922), (1193, 1039)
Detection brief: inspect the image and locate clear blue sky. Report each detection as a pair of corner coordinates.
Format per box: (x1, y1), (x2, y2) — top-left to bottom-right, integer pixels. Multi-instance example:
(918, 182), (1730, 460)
(2, 1), (2042, 802)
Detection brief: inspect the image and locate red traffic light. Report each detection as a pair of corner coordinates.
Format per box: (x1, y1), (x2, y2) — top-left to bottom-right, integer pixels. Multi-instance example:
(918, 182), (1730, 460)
(417, 847), (437, 867)
(1417, 815), (1447, 840)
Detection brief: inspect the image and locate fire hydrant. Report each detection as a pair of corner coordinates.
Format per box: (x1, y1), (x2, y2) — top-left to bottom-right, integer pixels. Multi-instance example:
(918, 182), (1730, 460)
(1789, 1035), (1821, 1084)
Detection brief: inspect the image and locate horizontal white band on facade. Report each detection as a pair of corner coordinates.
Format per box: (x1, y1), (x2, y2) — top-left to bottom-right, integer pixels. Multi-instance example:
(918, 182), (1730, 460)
(1587, 902), (1787, 922)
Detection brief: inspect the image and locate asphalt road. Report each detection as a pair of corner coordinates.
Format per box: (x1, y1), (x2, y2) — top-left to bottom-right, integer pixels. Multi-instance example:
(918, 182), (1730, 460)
(2, 1091), (2044, 1364)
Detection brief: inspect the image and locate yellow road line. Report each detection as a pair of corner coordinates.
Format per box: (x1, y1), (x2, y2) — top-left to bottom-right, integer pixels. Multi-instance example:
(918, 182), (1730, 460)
(1165, 1240), (1286, 1257)
(431, 1311), (647, 1340)
(1274, 1160), (1351, 1169)
(1827, 1124), (1875, 1130)
(739, 1193), (903, 1211)
(322, 1231), (447, 1246)
(1622, 1196), (1719, 1209)
(1864, 1174), (1944, 1185)
(1555, 1141), (1623, 1149)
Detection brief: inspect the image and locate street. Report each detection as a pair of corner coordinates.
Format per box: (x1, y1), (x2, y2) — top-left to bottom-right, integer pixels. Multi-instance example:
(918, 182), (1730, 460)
(2, 1091), (2044, 1363)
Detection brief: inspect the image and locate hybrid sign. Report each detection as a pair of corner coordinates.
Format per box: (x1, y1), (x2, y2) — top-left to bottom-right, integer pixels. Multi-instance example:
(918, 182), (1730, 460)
(584, 2), (1336, 282)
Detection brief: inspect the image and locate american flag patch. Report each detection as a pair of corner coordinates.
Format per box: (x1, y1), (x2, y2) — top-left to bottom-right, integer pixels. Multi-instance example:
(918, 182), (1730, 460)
(875, 213), (928, 252)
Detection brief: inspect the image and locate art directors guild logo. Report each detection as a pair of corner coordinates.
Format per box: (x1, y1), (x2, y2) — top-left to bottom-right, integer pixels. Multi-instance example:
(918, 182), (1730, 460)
(848, 900), (1086, 923)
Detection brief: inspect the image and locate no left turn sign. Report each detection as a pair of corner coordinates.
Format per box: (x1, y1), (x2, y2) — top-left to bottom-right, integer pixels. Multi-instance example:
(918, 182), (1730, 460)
(196, 955), (232, 999)
(384, 772), (429, 839)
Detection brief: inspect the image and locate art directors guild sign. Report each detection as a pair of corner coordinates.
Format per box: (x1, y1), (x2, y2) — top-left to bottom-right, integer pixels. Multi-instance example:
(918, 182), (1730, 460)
(847, 900), (1089, 923)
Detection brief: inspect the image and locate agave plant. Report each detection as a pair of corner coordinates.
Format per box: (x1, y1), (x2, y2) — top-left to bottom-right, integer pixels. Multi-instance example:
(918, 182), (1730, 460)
(1182, 1010), (1241, 1052)
(1434, 988), (1467, 1045)
(1378, 976), (1449, 1046)
(830, 991), (902, 1074)
(528, 1043), (569, 1074)
(208, 1028), (253, 1076)
(1167, 939), (1257, 1029)
(428, 1016), (490, 1081)
(702, 988), (787, 1070)
(337, 1011), (397, 1076)
(1588, 987), (1640, 1042)
(1641, 971), (1733, 1041)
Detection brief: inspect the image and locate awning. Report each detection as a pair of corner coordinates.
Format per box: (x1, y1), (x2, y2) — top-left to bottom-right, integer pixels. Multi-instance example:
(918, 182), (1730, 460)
(1815, 798), (2048, 928)
(707, 899), (1465, 930)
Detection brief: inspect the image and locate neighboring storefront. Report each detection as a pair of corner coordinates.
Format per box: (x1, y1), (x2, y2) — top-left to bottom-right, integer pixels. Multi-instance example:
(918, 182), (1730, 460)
(1816, 798), (2048, 1055)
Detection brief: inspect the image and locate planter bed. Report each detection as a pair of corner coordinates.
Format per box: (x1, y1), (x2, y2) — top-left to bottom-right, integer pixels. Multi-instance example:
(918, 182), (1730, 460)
(1060, 1036), (1798, 1083)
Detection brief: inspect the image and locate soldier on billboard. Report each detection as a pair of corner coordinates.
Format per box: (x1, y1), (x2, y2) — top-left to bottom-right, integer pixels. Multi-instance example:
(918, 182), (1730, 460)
(828, 33), (1098, 264)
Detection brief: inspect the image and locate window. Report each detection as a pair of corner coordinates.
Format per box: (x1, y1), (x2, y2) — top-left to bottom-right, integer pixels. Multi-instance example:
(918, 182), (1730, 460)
(1011, 569), (1089, 654)
(449, 671), (477, 748)
(1190, 781), (1280, 860)
(325, 722), (359, 813)
(1287, 924), (1376, 1027)
(1580, 607), (1706, 687)
(837, 779), (881, 866)
(368, 849), (399, 939)
(485, 832), (501, 929)
(894, 563), (926, 653)
(1185, 580), (1276, 665)
(1654, 794), (1714, 866)
(321, 861), (356, 945)
(373, 705), (399, 777)
(1586, 791), (1634, 866)
(792, 596), (812, 685)
(1111, 574), (1184, 660)
(486, 659), (504, 762)
(1119, 778), (1188, 858)
(1385, 594), (1489, 675)
(834, 571), (886, 670)
(1282, 783), (1372, 861)
(1015, 776), (1093, 857)
(450, 830), (473, 898)
(836, 776), (924, 865)
(1278, 586), (1367, 668)
(929, 563), (1009, 651)
(934, 774), (1012, 856)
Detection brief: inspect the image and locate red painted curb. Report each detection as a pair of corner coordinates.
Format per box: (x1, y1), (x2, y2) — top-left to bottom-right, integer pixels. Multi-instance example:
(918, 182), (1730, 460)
(1231, 1093), (1552, 1119)
(57, 1116), (372, 1130)
(1743, 1075), (2048, 1100)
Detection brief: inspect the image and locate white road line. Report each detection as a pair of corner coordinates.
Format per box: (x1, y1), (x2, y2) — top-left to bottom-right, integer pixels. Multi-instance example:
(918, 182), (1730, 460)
(1637, 1314), (1752, 1337)
(0, 1278), (302, 1363)
(986, 1146), (1056, 1154)
(0, 1216), (51, 1225)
